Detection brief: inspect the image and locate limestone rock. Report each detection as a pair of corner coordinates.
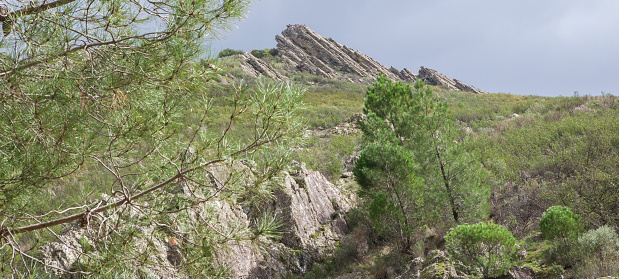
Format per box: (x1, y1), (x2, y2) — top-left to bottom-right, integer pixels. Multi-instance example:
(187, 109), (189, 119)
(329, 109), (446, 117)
(276, 24), (402, 84)
(238, 52), (288, 82)
(38, 162), (355, 279)
(39, 216), (188, 278)
(418, 66), (487, 94)
(390, 66), (418, 81)
(275, 162), (354, 253)
(40, 226), (91, 274)
(230, 24), (488, 93)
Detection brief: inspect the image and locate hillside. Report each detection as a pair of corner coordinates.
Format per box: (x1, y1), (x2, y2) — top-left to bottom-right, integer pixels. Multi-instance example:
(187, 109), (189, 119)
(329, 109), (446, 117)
(3, 13), (619, 279)
(219, 24), (487, 94)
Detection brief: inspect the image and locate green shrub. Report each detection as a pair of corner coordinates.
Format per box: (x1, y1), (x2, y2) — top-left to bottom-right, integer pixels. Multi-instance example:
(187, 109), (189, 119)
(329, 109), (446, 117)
(579, 225), (619, 254)
(575, 226), (619, 277)
(540, 206), (584, 267)
(250, 49), (269, 58)
(445, 221), (517, 278)
(539, 206), (583, 241)
(268, 48), (279, 56)
(217, 48), (244, 58)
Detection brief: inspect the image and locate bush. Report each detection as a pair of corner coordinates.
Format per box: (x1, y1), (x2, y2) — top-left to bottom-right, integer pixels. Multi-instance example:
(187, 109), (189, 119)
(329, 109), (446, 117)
(539, 206), (583, 241)
(445, 221), (517, 278)
(250, 49), (269, 58)
(268, 48), (279, 56)
(579, 225), (619, 254)
(217, 48), (244, 58)
(575, 226), (619, 277)
(540, 206), (584, 267)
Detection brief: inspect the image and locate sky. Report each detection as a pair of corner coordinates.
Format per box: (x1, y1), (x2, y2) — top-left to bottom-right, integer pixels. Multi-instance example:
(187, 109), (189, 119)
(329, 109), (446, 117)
(212, 0), (619, 96)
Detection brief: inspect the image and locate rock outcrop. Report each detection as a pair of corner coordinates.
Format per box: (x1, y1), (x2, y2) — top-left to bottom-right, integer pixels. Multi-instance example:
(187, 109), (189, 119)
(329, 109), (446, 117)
(275, 24), (408, 84)
(234, 24), (487, 94)
(238, 52), (288, 82)
(275, 163), (354, 252)
(40, 163), (354, 278)
(418, 66), (487, 94)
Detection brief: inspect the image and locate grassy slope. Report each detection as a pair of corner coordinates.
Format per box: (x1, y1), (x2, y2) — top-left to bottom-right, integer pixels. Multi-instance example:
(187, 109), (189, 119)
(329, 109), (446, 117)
(23, 54), (619, 277)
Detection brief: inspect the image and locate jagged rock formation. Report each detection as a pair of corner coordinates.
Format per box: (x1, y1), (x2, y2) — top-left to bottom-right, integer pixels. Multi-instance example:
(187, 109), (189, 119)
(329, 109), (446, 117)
(418, 66), (487, 94)
(238, 52), (288, 82)
(232, 24), (487, 94)
(274, 163), (353, 252)
(40, 163), (354, 278)
(275, 24), (410, 84)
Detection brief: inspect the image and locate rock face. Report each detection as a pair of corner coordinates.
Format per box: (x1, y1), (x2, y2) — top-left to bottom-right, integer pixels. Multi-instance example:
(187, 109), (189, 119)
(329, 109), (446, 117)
(40, 163), (354, 279)
(238, 52), (288, 82)
(418, 67), (487, 94)
(235, 24), (487, 94)
(275, 24), (409, 84)
(275, 163), (354, 252)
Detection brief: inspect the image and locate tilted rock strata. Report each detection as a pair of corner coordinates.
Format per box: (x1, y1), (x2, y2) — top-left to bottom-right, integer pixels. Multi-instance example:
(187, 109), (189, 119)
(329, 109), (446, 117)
(275, 163), (354, 252)
(418, 66), (487, 94)
(237, 24), (486, 93)
(276, 24), (404, 84)
(40, 163), (354, 278)
(238, 52), (288, 82)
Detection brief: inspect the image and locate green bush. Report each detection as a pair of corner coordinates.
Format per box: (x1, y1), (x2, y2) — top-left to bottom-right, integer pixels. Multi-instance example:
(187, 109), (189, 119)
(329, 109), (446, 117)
(217, 48), (244, 58)
(250, 49), (269, 58)
(268, 48), (279, 56)
(540, 206), (584, 267)
(445, 221), (517, 278)
(575, 226), (619, 277)
(539, 206), (583, 241)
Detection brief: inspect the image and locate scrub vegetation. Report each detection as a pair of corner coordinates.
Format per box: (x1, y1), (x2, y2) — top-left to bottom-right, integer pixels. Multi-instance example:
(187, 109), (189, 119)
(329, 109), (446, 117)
(2, 0), (619, 277)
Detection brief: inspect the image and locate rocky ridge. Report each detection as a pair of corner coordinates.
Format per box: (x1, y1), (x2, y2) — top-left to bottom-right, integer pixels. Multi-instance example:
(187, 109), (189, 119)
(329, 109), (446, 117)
(232, 24), (487, 94)
(418, 66), (488, 94)
(275, 24), (406, 84)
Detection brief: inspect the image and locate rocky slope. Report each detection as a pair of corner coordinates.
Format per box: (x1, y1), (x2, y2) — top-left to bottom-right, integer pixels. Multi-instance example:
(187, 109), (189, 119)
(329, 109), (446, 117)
(40, 163), (355, 278)
(234, 24), (487, 94)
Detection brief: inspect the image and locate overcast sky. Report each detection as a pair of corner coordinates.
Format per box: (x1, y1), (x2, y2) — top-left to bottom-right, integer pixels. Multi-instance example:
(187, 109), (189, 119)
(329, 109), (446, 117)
(212, 0), (619, 96)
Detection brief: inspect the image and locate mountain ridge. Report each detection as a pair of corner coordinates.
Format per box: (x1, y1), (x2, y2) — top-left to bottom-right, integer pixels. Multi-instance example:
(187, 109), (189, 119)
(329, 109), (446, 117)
(232, 24), (487, 94)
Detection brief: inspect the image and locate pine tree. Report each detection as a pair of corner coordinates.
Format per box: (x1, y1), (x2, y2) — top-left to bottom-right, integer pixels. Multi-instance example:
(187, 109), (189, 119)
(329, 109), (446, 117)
(358, 75), (489, 235)
(0, 1), (304, 276)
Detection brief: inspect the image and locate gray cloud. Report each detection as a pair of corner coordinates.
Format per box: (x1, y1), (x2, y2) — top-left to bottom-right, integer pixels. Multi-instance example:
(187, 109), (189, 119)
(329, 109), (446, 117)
(214, 0), (619, 96)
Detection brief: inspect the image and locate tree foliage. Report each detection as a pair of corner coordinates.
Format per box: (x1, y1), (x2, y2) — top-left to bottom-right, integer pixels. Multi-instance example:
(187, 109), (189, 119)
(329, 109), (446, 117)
(0, 0), (305, 276)
(218, 48), (245, 58)
(353, 142), (423, 250)
(445, 221), (517, 278)
(540, 206), (583, 241)
(358, 75), (489, 231)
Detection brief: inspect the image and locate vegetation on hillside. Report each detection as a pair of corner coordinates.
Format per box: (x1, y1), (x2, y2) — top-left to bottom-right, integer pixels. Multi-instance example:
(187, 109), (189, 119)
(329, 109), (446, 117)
(2, 0), (619, 277)
(293, 74), (619, 278)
